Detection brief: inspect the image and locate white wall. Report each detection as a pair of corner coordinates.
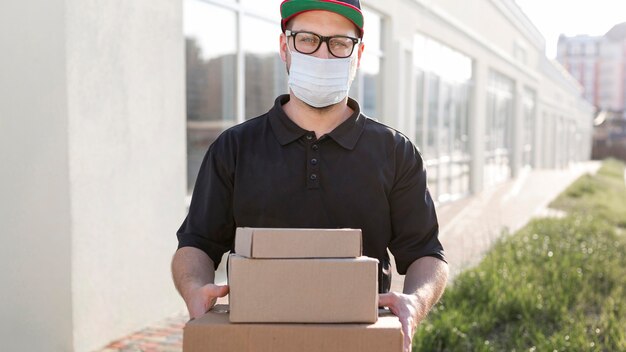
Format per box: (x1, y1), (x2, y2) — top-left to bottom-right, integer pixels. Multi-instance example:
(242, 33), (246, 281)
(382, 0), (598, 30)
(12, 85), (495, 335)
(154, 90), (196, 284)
(65, 0), (187, 350)
(363, 0), (591, 183)
(1, 0), (187, 351)
(0, 0), (73, 350)
(364, 0), (547, 191)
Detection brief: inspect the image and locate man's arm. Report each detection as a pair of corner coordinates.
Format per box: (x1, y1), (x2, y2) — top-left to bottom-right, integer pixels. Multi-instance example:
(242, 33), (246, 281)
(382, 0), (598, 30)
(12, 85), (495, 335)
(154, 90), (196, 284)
(379, 256), (449, 352)
(171, 247), (229, 319)
(403, 256), (448, 313)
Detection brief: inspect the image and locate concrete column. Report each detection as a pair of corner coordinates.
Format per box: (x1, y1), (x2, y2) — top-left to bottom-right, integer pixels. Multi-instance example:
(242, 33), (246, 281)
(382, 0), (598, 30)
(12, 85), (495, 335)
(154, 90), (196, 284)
(533, 105), (545, 169)
(66, 1), (186, 350)
(1, 0), (187, 351)
(469, 59), (487, 194)
(381, 39), (403, 129)
(511, 81), (525, 177)
(394, 40), (416, 136)
(0, 0), (73, 350)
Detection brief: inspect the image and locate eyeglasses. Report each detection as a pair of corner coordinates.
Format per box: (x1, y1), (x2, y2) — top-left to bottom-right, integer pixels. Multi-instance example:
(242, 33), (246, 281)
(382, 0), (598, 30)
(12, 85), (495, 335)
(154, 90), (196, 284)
(285, 30), (360, 58)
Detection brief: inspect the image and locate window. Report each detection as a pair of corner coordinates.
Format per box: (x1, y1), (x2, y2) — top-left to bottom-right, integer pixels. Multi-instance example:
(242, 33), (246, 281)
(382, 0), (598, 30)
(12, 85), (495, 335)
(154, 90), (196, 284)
(414, 33), (473, 203)
(484, 70), (514, 186)
(522, 88), (536, 167)
(243, 15), (288, 118)
(184, 0), (237, 191)
(240, 0), (282, 18)
(184, 0), (287, 192)
(350, 8), (383, 117)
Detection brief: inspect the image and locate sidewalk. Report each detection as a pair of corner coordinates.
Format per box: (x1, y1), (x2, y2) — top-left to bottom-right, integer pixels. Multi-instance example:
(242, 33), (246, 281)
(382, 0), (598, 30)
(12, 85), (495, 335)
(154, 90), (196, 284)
(437, 161), (600, 279)
(100, 161), (601, 352)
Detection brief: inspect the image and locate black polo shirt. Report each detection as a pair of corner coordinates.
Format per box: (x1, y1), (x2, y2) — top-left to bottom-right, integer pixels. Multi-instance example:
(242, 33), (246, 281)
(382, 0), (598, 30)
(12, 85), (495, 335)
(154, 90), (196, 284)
(177, 95), (445, 293)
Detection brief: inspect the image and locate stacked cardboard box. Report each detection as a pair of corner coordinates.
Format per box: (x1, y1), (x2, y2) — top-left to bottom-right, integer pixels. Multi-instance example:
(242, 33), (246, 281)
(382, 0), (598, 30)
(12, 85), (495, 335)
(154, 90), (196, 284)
(183, 304), (403, 352)
(229, 227), (378, 323)
(183, 228), (403, 351)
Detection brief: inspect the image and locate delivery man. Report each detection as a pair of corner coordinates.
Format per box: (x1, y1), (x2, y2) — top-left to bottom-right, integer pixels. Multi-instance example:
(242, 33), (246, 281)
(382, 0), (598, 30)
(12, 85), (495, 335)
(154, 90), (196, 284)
(172, 1), (449, 350)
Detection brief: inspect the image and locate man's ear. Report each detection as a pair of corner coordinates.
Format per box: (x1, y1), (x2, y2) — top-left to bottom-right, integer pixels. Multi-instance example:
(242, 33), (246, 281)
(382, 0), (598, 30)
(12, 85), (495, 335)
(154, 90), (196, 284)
(279, 33), (288, 63)
(356, 42), (365, 68)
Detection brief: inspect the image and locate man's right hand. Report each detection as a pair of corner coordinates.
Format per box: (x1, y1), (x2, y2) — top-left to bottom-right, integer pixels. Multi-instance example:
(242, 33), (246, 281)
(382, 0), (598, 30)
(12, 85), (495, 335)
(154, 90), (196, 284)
(186, 283), (229, 319)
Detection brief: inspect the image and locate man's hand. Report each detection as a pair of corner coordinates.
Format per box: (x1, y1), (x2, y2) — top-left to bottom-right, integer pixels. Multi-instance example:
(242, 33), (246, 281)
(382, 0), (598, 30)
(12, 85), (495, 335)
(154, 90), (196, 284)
(383, 256), (448, 351)
(172, 247), (228, 320)
(186, 283), (229, 319)
(379, 292), (426, 352)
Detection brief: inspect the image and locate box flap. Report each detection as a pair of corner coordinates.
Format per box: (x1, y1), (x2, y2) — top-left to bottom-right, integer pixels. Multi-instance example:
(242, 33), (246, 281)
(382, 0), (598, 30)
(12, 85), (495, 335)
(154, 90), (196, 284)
(233, 227), (254, 257)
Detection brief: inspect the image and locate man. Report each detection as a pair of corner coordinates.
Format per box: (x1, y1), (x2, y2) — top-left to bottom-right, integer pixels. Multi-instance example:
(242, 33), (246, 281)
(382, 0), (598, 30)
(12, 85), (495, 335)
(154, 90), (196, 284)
(172, 1), (448, 350)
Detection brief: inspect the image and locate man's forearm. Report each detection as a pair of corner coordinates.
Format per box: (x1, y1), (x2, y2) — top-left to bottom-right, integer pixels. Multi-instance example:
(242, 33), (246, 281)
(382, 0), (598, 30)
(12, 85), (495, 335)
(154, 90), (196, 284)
(171, 247), (216, 302)
(403, 256), (449, 319)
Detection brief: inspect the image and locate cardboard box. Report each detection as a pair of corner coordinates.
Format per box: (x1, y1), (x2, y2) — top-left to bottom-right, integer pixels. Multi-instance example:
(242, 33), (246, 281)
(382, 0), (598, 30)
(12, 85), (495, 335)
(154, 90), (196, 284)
(183, 305), (403, 352)
(228, 254), (379, 323)
(234, 227), (362, 258)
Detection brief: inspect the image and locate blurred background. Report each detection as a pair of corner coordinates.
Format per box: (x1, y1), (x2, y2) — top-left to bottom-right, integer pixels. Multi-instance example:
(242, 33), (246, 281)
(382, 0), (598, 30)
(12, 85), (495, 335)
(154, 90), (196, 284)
(1, 0), (625, 351)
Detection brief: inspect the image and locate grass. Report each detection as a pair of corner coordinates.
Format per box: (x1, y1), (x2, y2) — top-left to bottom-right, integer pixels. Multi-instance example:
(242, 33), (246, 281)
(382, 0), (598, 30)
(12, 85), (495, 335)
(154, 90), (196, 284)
(414, 159), (626, 351)
(550, 158), (626, 229)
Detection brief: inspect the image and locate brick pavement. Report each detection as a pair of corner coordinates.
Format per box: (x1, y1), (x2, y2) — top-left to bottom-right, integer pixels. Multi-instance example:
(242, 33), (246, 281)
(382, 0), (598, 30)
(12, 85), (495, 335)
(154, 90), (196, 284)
(99, 314), (185, 352)
(98, 161), (601, 351)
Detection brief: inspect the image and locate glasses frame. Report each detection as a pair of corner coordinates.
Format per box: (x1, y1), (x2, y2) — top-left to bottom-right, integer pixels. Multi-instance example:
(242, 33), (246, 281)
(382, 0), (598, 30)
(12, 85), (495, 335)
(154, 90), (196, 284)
(285, 30), (361, 58)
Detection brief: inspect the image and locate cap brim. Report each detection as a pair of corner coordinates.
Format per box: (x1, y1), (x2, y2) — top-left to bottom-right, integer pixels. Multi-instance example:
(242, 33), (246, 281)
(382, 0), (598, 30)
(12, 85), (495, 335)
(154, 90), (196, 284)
(281, 1), (363, 34)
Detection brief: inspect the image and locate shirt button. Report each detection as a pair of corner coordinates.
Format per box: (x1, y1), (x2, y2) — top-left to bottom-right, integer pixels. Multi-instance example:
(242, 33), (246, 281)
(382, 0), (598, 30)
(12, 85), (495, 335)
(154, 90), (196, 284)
(312, 144), (319, 151)
(310, 158), (318, 165)
(306, 134), (313, 140)
(310, 174), (318, 181)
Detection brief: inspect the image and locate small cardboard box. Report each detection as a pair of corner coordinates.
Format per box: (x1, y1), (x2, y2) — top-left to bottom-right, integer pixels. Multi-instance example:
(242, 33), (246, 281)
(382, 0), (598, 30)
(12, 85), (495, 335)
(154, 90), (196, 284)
(234, 227), (362, 258)
(183, 305), (403, 352)
(228, 254), (379, 323)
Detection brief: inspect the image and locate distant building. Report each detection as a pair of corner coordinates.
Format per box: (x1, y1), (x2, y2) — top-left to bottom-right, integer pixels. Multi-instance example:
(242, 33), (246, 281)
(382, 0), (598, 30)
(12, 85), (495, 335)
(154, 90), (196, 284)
(558, 23), (626, 159)
(557, 23), (626, 116)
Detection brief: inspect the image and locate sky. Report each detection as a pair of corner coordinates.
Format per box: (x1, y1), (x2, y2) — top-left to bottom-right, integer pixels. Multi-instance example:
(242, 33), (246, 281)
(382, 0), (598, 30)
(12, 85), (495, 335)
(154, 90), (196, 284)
(514, 0), (626, 58)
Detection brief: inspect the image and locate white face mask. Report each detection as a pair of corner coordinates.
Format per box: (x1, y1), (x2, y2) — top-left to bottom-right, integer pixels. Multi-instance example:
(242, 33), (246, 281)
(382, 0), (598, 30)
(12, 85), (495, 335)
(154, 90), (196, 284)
(287, 46), (358, 108)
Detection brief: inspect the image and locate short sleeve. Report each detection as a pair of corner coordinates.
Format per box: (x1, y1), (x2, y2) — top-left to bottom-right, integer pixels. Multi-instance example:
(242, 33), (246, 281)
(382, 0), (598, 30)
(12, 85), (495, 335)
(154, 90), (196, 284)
(387, 137), (446, 275)
(176, 136), (236, 270)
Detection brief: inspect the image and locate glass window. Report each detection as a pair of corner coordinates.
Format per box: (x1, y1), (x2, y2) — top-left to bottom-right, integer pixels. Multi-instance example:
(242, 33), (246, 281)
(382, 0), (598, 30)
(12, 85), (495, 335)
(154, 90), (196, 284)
(350, 8), (383, 117)
(484, 70), (514, 187)
(426, 75), (440, 157)
(241, 0), (282, 18)
(414, 33), (473, 203)
(363, 8), (381, 53)
(522, 87), (536, 167)
(414, 69), (425, 147)
(184, 0), (237, 191)
(243, 15), (288, 118)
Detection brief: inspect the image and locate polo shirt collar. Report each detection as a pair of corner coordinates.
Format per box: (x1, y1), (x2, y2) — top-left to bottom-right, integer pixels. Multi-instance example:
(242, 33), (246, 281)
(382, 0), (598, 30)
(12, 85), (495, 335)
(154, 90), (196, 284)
(269, 95), (307, 146)
(327, 97), (366, 150)
(269, 95), (366, 150)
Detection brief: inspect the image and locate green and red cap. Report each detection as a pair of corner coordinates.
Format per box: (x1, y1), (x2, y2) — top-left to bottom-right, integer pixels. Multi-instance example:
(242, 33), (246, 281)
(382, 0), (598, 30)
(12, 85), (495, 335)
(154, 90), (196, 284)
(280, 0), (364, 38)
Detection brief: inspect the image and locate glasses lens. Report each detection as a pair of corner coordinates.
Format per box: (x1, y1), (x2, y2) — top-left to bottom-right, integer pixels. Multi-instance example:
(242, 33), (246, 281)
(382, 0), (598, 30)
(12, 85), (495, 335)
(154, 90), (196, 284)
(328, 37), (355, 58)
(294, 32), (320, 54)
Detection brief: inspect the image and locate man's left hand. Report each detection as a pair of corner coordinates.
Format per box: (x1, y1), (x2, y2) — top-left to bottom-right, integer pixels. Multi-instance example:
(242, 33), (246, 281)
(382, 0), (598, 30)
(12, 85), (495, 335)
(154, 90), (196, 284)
(378, 292), (426, 352)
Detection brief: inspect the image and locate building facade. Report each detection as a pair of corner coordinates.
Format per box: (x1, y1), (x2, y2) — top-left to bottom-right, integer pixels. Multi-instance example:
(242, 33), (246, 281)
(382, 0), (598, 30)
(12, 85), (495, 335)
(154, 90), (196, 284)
(185, 0), (594, 204)
(1, 0), (593, 351)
